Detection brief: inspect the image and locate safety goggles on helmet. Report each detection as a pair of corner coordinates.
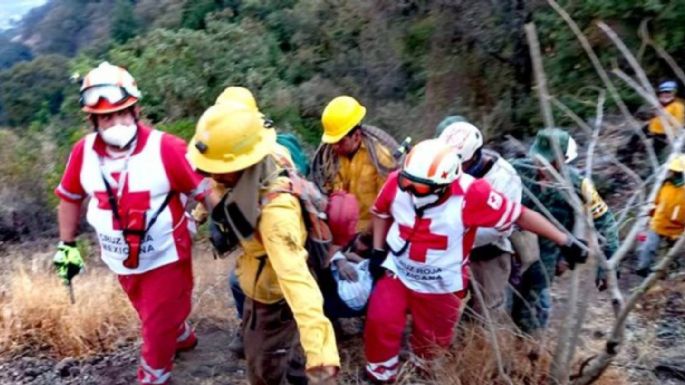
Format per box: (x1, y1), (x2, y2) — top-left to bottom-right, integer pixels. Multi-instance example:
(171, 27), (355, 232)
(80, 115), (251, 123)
(80, 85), (135, 108)
(398, 171), (448, 197)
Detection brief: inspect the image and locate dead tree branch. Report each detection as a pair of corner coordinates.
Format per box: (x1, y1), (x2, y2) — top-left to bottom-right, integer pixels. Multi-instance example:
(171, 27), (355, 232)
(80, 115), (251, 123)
(525, 23), (555, 129)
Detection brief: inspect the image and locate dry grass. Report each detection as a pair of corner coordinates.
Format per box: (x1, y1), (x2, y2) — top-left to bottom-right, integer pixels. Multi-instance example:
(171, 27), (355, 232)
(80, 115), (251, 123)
(335, 320), (628, 385)
(0, 245), (631, 384)
(0, 245), (234, 358)
(0, 264), (138, 357)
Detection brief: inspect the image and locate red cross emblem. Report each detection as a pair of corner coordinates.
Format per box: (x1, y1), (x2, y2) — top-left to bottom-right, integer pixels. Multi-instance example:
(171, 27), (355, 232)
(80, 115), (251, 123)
(94, 172), (151, 230)
(398, 217), (448, 262)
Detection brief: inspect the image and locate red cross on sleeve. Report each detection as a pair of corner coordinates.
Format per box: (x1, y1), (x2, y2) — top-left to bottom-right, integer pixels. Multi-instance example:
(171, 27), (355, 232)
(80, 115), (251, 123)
(462, 178), (521, 231)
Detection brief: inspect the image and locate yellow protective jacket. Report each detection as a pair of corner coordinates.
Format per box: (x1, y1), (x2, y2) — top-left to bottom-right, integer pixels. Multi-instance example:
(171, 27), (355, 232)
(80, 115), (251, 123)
(648, 99), (685, 135)
(236, 176), (340, 369)
(650, 181), (685, 239)
(332, 141), (395, 232)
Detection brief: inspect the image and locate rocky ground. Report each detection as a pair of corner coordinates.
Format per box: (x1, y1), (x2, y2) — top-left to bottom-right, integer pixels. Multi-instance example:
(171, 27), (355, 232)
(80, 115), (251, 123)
(0, 323), (247, 385)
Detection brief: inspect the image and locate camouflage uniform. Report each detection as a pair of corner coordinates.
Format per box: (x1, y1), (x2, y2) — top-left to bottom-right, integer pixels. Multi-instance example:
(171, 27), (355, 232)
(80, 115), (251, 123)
(510, 157), (619, 333)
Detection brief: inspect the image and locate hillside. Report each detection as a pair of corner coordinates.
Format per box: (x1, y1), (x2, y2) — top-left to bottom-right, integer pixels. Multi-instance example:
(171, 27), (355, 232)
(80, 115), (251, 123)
(1, 1), (685, 384)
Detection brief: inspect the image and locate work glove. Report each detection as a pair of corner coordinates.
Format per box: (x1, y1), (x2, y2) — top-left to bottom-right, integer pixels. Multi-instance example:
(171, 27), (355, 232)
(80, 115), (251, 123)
(369, 248), (388, 281)
(53, 241), (84, 283)
(559, 237), (588, 270)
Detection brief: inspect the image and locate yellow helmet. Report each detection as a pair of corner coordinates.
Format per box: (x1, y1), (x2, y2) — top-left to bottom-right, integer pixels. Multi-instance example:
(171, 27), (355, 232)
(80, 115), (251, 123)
(668, 154), (685, 172)
(187, 106), (276, 174)
(215, 86), (259, 112)
(321, 96), (366, 144)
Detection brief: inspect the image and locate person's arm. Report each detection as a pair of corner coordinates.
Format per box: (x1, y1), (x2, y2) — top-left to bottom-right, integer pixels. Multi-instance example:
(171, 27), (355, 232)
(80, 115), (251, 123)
(58, 200), (82, 242)
(161, 133), (212, 204)
(370, 170), (399, 250)
(259, 193), (340, 372)
(464, 179), (587, 266)
(372, 215), (392, 250)
(54, 139), (88, 241)
(515, 207), (568, 246)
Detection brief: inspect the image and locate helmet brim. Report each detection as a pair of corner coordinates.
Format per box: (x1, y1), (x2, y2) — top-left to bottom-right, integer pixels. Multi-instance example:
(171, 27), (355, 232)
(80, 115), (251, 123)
(321, 106), (366, 144)
(187, 127), (277, 174)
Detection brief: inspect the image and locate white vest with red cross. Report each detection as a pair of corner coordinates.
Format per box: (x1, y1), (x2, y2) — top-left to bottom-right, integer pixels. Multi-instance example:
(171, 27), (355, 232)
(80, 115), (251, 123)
(372, 171), (522, 294)
(55, 125), (206, 275)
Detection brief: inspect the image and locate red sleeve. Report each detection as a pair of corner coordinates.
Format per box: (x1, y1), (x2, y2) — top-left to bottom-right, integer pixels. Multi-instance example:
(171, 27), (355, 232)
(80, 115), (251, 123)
(161, 133), (208, 201)
(54, 139), (87, 203)
(462, 178), (521, 231)
(371, 170), (399, 218)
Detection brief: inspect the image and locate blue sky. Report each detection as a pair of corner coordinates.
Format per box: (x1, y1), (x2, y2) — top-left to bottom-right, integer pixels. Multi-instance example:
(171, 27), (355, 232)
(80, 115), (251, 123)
(0, 0), (48, 30)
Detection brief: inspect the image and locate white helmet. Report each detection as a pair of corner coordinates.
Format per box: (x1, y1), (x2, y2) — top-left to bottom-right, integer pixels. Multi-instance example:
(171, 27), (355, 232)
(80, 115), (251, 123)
(80, 62), (141, 114)
(438, 122), (483, 161)
(402, 138), (462, 188)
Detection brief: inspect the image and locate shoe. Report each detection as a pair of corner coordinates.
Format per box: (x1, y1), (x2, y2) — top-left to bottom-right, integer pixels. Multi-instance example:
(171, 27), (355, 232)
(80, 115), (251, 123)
(228, 327), (245, 358)
(176, 328), (198, 353)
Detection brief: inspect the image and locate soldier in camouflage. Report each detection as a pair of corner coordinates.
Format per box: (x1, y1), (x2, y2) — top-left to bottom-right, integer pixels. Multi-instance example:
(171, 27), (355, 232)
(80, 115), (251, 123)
(510, 128), (619, 334)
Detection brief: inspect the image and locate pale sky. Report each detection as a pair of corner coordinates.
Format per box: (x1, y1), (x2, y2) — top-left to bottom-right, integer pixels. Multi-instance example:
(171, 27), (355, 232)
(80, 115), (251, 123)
(0, 0), (48, 30)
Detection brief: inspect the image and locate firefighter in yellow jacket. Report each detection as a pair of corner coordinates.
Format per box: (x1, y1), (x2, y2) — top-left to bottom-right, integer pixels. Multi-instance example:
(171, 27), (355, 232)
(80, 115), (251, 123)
(648, 80), (685, 138)
(311, 96), (398, 273)
(187, 106), (339, 385)
(191, 86), (297, 223)
(636, 154), (685, 276)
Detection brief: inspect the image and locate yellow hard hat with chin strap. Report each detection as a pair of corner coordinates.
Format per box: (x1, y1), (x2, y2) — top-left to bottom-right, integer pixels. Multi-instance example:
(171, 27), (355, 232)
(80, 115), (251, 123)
(187, 105), (276, 174)
(321, 96), (366, 144)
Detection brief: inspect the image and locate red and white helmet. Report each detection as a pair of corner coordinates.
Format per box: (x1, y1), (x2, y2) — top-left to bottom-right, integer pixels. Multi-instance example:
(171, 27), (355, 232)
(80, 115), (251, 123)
(400, 139), (461, 195)
(79, 62), (141, 114)
(438, 121), (483, 161)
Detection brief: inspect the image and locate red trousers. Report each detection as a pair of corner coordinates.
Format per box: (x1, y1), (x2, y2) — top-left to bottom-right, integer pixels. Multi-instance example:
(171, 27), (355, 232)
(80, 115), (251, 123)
(364, 274), (465, 382)
(118, 259), (194, 385)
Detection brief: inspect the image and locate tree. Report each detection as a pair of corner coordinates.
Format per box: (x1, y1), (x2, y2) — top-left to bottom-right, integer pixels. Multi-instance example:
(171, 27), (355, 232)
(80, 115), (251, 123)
(181, 0), (227, 30)
(0, 38), (33, 70)
(111, 0), (139, 44)
(0, 55), (69, 127)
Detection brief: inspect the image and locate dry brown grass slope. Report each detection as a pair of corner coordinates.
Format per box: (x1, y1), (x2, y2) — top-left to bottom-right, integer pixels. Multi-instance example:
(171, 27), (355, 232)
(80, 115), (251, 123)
(0, 244), (631, 384)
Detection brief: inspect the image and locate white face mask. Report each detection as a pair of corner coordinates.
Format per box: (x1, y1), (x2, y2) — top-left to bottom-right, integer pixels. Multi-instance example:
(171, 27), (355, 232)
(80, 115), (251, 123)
(411, 194), (440, 209)
(99, 123), (137, 148)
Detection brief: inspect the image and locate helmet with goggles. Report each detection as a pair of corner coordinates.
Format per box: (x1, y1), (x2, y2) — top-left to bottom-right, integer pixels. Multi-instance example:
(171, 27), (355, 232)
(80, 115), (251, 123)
(398, 139), (462, 197)
(79, 62), (141, 114)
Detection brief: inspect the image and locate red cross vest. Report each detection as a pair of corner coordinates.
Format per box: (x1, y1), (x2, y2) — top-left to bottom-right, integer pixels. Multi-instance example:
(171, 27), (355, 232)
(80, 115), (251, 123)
(55, 125), (206, 275)
(372, 171), (522, 294)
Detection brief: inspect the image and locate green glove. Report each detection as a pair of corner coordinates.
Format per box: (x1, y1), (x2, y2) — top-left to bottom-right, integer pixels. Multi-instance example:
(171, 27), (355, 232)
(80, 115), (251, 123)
(53, 241), (84, 283)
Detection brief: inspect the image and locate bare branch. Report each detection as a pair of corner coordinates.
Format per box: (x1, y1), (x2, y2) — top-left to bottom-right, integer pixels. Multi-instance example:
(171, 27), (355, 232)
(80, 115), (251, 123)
(545, 0), (660, 171)
(611, 67), (682, 141)
(549, 96), (646, 194)
(525, 23), (555, 129)
(638, 20), (685, 88)
(572, 235), (685, 384)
